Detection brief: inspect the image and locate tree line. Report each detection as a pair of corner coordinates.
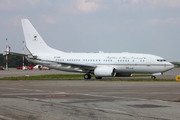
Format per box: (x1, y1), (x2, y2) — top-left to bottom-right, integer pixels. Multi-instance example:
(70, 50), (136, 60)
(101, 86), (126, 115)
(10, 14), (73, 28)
(0, 54), (34, 68)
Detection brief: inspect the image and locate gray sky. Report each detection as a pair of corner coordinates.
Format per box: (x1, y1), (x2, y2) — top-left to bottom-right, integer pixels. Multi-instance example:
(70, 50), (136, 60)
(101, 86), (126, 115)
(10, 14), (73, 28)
(0, 0), (180, 61)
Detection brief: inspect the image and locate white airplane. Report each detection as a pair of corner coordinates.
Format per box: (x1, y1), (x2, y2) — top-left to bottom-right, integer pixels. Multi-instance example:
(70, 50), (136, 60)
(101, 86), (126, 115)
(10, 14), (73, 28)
(20, 19), (174, 79)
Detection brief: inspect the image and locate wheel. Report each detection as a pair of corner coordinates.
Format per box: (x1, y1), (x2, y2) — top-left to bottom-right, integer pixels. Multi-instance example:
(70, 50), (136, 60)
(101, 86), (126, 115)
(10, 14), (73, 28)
(151, 76), (156, 79)
(95, 77), (102, 79)
(84, 74), (91, 79)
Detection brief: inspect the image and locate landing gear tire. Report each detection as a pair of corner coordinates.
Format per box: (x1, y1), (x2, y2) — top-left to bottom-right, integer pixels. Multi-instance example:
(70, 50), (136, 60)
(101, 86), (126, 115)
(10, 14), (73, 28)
(95, 77), (102, 79)
(151, 76), (156, 79)
(84, 74), (91, 79)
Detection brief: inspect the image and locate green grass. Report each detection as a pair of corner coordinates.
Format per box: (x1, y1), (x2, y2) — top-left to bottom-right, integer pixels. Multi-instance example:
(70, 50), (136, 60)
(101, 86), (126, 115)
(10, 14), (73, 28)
(0, 74), (84, 80)
(132, 74), (151, 77)
(0, 74), (176, 81)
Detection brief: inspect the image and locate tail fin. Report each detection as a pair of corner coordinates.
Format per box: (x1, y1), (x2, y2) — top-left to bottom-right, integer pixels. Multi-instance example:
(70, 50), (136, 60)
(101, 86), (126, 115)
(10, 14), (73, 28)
(21, 19), (64, 55)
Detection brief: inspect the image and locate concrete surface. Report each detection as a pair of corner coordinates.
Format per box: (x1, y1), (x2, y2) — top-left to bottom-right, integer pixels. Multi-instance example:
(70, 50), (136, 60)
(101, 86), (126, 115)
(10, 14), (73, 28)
(0, 68), (179, 120)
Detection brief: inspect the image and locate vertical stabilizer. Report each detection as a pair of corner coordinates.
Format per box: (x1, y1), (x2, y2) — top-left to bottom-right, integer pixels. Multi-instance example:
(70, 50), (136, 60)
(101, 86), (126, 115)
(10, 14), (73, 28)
(21, 19), (64, 55)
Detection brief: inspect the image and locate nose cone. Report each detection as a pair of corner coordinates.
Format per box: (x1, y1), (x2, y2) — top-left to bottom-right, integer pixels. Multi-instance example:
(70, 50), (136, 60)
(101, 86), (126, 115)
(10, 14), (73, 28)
(167, 62), (174, 70)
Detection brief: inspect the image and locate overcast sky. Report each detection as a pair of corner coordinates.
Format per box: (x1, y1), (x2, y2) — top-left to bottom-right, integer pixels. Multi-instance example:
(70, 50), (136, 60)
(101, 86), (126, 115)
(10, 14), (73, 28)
(0, 0), (180, 61)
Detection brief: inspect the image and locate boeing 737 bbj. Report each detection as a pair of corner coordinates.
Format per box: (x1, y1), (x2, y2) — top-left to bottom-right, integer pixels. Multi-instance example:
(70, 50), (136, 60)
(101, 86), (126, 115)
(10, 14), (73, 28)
(18, 19), (174, 79)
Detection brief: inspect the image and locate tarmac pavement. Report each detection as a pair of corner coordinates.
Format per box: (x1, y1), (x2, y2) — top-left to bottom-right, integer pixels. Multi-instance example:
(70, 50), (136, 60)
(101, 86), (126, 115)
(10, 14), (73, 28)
(0, 68), (179, 120)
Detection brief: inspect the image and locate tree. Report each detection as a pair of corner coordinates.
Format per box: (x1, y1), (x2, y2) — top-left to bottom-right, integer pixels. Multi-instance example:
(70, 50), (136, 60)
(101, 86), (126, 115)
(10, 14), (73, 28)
(0, 54), (4, 66)
(0, 54), (35, 68)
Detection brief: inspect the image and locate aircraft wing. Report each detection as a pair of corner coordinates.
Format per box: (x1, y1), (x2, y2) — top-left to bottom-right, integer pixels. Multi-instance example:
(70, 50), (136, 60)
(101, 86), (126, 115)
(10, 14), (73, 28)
(59, 62), (96, 69)
(41, 60), (96, 71)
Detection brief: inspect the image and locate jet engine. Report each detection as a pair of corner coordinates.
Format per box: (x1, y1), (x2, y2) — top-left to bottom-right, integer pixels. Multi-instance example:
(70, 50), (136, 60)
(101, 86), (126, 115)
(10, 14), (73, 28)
(94, 66), (116, 77)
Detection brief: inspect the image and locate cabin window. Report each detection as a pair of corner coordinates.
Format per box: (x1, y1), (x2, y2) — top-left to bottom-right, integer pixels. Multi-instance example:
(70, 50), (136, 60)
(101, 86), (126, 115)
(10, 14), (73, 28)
(157, 59), (166, 62)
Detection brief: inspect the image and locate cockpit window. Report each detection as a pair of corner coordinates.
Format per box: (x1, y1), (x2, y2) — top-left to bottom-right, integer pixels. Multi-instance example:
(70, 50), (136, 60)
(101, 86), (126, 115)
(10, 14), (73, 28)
(157, 59), (166, 62)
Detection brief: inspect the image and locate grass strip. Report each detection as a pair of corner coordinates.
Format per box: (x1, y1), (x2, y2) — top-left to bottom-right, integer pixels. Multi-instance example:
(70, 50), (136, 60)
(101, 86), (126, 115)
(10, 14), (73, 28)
(0, 74), (84, 80)
(0, 74), (176, 81)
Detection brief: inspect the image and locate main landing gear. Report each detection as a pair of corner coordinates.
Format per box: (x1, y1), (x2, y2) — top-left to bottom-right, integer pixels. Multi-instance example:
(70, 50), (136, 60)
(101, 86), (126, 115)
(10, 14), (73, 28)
(151, 76), (156, 79)
(84, 73), (102, 79)
(84, 73), (91, 79)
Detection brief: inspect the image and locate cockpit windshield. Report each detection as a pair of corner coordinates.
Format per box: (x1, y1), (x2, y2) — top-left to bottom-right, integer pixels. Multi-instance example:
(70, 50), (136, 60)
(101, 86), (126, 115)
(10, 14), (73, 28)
(157, 59), (166, 62)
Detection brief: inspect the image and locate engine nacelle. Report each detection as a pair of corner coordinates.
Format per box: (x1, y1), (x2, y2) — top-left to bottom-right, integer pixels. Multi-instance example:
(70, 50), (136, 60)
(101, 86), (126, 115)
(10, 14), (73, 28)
(115, 73), (132, 77)
(94, 66), (116, 77)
